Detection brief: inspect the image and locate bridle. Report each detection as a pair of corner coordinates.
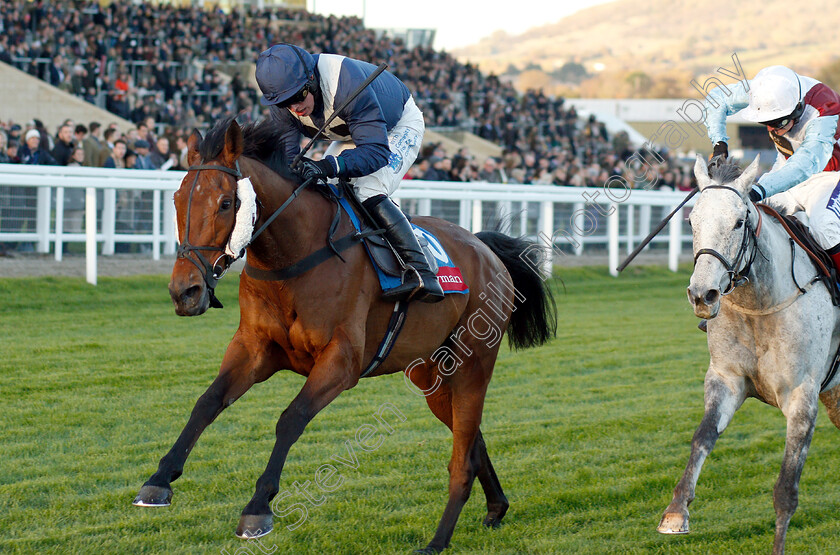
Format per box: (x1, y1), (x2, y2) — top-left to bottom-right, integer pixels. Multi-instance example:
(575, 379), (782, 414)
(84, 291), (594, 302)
(177, 161), (243, 308)
(177, 158), (317, 308)
(693, 185), (761, 296)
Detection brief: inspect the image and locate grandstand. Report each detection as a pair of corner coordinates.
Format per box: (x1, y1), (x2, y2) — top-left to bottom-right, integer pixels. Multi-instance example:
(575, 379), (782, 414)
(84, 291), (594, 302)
(0, 0), (705, 256)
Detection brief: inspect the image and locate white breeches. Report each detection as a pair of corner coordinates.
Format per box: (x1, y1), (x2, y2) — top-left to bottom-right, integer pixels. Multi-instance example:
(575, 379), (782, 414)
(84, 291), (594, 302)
(764, 171), (840, 249)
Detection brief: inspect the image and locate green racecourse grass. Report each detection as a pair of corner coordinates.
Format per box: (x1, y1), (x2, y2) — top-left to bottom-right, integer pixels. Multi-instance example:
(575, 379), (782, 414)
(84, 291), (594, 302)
(2, 266), (840, 554)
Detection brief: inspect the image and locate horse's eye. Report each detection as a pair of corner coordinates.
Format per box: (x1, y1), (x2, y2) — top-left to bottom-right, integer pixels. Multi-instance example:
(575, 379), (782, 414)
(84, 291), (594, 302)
(220, 199), (233, 211)
(734, 219), (744, 230)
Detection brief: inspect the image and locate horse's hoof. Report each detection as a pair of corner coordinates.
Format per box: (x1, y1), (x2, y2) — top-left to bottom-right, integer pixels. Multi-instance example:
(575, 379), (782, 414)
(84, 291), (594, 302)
(413, 547), (442, 555)
(482, 504), (508, 528)
(133, 484), (173, 507)
(483, 500), (509, 528)
(236, 514), (273, 539)
(657, 511), (690, 534)
(483, 514), (503, 528)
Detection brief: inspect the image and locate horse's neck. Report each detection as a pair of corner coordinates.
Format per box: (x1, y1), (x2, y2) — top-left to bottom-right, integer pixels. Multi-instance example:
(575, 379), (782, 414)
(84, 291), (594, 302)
(243, 158), (335, 270)
(729, 206), (808, 308)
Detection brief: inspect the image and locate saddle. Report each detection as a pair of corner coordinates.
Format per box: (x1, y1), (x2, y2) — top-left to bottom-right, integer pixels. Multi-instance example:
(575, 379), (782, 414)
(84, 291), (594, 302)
(758, 203), (840, 306)
(332, 180), (442, 282)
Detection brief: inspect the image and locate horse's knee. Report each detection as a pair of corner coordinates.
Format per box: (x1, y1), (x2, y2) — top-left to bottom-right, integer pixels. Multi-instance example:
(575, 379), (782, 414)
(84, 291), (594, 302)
(448, 470), (474, 503)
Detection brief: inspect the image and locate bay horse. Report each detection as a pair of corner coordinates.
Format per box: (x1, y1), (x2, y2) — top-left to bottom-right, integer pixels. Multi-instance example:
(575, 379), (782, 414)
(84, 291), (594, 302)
(133, 118), (556, 553)
(658, 156), (840, 554)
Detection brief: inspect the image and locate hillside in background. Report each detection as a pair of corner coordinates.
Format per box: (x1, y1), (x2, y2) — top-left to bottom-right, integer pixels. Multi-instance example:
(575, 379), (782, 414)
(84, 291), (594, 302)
(452, 0), (840, 97)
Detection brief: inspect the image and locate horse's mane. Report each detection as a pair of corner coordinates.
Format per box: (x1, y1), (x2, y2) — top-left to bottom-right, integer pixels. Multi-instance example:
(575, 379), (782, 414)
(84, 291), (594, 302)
(708, 158), (743, 185)
(197, 116), (299, 181)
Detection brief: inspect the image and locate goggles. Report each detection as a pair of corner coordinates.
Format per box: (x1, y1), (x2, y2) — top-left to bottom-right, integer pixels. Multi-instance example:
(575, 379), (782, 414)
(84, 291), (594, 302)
(762, 115), (794, 130)
(761, 102), (804, 130)
(279, 86), (310, 108)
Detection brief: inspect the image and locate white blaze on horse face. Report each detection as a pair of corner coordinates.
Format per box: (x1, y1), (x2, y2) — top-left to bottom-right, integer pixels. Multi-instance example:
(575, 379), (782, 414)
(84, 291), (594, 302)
(688, 190), (748, 318)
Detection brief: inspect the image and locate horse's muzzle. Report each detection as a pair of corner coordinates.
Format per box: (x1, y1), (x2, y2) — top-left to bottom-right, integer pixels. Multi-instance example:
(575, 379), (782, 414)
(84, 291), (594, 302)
(169, 268), (210, 317)
(687, 284), (720, 319)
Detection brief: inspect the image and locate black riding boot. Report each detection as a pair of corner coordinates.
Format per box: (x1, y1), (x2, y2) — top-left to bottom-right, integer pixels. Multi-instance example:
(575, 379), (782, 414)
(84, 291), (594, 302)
(363, 195), (445, 303)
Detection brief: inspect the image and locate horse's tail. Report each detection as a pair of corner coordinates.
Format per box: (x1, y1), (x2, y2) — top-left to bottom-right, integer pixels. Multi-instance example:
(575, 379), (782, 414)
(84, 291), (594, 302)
(476, 231), (557, 350)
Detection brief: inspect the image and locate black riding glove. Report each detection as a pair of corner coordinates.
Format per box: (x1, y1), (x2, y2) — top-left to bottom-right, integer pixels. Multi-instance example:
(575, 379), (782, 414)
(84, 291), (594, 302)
(748, 188), (763, 202)
(707, 142), (728, 170)
(298, 156), (340, 182)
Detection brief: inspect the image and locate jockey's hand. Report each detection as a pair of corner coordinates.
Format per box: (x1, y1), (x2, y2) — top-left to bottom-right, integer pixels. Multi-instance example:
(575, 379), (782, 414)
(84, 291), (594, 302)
(708, 142), (728, 170)
(748, 187), (763, 202)
(298, 156), (339, 182)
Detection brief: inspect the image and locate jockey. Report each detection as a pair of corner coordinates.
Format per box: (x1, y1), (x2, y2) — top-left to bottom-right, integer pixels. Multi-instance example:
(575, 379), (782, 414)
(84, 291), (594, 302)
(255, 44), (444, 303)
(704, 65), (840, 270)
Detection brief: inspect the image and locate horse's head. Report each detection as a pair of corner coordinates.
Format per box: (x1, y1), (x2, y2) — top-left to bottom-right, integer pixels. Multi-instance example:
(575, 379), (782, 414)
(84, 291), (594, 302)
(687, 154), (760, 319)
(170, 119), (244, 316)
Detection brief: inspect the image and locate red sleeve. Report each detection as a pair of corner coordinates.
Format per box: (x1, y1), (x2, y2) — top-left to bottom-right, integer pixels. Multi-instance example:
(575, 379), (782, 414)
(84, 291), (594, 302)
(803, 83), (840, 117)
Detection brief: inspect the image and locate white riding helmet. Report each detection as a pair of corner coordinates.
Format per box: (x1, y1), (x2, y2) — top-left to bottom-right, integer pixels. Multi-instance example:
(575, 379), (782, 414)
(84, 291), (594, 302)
(740, 66), (803, 124)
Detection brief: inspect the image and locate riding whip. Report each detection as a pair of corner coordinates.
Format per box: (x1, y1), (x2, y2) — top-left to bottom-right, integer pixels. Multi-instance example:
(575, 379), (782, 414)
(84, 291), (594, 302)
(616, 188), (698, 273)
(291, 62), (389, 170)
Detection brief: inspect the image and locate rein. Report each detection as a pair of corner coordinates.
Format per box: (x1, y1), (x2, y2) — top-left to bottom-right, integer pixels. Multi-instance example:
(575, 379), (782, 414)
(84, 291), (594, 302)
(693, 185), (760, 296)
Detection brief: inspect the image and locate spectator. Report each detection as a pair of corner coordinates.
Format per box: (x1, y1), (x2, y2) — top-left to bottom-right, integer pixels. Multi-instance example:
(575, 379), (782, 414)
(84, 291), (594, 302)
(99, 128), (117, 167)
(131, 140), (154, 169)
(64, 146), (87, 232)
(83, 122), (104, 167)
(477, 157), (506, 183)
(149, 136), (175, 170)
(6, 141), (20, 164)
(19, 129), (57, 165)
(52, 124), (75, 166)
(174, 135), (189, 170)
(0, 132), (9, 164)
(67, 146), (85, 167)
(73, 124), (88, 147)
(422, 156), (447, 181)
(103, 139), (127, 169)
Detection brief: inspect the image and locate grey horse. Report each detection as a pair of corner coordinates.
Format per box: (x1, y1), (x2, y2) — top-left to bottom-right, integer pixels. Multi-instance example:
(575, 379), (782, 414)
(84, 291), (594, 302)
(658, 155), (840, 554)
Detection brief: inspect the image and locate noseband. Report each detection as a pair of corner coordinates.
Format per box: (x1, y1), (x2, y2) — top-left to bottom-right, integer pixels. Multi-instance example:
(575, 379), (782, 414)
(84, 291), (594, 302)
(693, 185), (760, 296)
(177, 160), (242, 308)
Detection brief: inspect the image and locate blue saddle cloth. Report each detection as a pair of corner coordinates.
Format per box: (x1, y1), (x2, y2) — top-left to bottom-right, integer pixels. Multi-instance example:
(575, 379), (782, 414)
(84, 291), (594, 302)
(333, 190), (469, 295)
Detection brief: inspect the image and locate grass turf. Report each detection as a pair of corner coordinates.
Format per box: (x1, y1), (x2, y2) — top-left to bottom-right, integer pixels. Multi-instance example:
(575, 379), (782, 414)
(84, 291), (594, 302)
(1, 266), (839, 554)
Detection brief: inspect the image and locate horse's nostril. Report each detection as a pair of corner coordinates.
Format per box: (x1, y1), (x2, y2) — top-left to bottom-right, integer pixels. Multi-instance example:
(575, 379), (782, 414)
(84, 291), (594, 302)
(182, 285), (201, 303)
(704, 289), (720, 305)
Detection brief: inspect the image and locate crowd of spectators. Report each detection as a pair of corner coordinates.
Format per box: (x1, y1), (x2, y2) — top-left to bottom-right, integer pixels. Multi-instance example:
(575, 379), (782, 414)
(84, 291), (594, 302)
(0, 0), (694, 189)
(0, 117), (186, 172)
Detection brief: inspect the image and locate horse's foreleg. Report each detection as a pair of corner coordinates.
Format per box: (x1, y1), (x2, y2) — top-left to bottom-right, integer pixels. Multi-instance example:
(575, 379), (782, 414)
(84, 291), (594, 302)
(134, 337), (265, 507)
(773, 388), (819, 555)
(235, 338), (357, 539)
(658, 371), (745, 535)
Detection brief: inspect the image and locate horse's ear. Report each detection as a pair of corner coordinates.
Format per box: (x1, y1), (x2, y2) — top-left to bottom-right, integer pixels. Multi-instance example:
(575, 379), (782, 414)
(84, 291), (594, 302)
(187, 129), (202, 167)
(222, 120), (243, 167)
(735, 154), (761, 195)
(693, 154), (712, 190)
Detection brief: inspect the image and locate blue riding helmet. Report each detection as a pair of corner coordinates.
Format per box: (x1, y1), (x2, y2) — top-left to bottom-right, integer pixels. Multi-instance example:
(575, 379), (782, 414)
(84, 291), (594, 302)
(255, 44), (316, 107)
